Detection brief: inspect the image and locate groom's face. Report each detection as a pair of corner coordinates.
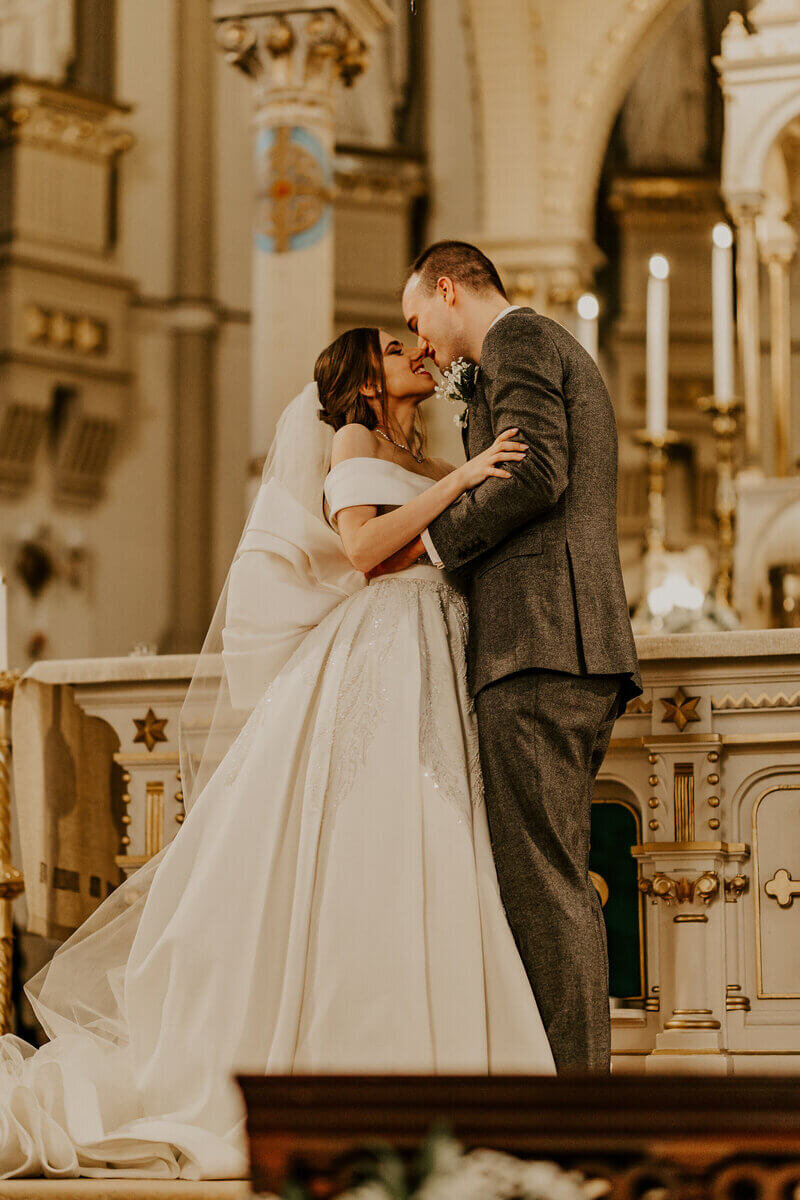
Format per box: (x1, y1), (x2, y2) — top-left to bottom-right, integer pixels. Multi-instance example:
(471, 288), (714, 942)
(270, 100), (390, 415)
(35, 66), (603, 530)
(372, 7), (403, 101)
(402, 274), (467, 371)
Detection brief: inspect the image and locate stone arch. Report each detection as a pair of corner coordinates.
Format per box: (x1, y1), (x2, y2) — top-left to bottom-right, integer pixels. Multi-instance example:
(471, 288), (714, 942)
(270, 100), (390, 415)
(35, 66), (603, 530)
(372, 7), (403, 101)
(564, 0), (697, 243)
(724, 79), (800, 207)
(463, 0), (696, 293)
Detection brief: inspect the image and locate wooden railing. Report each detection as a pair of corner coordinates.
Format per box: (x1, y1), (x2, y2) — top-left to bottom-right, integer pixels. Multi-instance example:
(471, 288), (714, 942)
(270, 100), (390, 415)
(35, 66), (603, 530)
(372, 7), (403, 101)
(234, 1073), (800, 1200)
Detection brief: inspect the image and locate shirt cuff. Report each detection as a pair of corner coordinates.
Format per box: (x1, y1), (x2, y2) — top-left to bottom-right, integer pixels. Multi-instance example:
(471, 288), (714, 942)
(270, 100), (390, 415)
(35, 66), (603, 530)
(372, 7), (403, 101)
(420, 528), (444, 568)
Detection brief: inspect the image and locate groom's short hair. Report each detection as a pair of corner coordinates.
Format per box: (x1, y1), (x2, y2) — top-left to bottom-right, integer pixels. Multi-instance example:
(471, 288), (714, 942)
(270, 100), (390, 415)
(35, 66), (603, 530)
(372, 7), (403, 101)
(410, 241), (508, 300)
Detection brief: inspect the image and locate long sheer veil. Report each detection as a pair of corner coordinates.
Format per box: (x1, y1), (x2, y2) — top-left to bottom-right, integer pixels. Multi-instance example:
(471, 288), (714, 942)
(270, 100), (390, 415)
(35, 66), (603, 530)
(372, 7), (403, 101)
(17, 382), (363, 1057)
(179, 381), (363, 814)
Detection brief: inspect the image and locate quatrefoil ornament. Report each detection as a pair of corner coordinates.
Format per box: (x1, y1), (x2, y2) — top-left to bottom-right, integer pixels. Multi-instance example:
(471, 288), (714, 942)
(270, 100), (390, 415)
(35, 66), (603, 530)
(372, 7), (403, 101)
(765, 868), (800, 909)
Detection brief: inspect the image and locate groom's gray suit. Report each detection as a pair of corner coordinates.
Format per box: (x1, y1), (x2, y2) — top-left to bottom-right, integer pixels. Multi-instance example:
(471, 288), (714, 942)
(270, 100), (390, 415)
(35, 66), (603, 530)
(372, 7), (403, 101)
(425, 307), (642, 1072)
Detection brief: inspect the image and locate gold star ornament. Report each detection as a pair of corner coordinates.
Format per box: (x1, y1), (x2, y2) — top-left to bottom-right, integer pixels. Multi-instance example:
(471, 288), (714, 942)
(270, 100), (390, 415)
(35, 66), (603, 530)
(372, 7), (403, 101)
(133, 708), (168, 752)
(660, 687), (702, 732)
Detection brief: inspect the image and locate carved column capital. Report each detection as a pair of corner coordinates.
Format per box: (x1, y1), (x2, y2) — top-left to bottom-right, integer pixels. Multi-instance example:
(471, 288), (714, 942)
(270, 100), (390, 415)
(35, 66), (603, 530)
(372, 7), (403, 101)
(758, 214), (798, 267)
(638, 871), (720, 906)
(214, 6), (379, 104)
(0, 671), (21, 708)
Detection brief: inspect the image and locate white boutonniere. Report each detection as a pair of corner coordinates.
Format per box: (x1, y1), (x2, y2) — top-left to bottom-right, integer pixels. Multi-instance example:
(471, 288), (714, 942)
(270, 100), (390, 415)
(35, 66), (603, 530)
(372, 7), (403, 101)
(434, 357), (478, 427)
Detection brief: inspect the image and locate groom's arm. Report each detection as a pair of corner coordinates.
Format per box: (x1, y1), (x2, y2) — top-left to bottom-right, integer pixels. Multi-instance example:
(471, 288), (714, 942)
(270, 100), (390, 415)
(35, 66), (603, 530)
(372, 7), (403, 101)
(425, 315), (569, 573)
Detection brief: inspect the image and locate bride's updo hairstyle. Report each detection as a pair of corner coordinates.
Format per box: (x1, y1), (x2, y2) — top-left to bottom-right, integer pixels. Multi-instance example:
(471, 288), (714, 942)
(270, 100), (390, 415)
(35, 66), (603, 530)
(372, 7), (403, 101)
(315, 327), (389, 434)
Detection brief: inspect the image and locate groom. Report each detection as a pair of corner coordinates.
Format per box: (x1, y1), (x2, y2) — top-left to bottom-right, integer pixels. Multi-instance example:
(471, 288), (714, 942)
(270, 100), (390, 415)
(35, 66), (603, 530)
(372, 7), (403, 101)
(372, 241), (641, 1072)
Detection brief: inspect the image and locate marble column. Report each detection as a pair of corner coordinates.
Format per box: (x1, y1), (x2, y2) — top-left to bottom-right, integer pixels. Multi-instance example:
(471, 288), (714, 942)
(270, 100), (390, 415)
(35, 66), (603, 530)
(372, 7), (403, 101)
(759, 215), (797, 477)
(213, 1), (391, 488)
(164, 0), (219, 654)
(730, 202), (764, 469)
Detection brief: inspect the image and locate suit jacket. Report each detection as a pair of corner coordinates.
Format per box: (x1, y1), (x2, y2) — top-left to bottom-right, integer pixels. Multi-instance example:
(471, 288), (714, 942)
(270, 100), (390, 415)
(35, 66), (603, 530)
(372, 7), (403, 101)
(427, 307), (642, 703)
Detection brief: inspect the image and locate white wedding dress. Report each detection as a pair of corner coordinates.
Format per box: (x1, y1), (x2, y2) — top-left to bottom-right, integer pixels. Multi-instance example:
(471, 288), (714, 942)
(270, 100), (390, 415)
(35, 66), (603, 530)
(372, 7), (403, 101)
(0, 443), (554, 1181)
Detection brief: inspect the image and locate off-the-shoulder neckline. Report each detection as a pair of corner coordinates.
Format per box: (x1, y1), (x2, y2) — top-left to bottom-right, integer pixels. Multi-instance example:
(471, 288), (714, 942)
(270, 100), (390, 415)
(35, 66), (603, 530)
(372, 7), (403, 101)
(325, 456), (437, 485)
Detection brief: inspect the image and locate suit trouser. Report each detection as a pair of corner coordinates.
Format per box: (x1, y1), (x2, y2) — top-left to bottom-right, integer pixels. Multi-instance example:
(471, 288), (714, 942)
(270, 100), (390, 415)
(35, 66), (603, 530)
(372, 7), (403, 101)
(474, 669), (622, 1073)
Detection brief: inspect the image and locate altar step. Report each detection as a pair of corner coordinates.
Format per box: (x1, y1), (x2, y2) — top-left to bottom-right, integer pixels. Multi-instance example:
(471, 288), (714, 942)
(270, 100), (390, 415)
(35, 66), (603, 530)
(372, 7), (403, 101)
(0, 1182), (257, 1200)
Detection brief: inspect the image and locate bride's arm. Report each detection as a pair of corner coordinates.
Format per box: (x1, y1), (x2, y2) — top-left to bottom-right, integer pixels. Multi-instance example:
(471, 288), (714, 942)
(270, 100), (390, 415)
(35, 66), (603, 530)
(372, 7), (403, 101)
(332, 424), (526, 575)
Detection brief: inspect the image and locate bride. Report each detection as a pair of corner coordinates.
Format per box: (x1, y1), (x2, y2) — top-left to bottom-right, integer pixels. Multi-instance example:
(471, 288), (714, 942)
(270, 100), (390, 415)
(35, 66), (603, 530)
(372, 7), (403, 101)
(0, 328), (554, 1182)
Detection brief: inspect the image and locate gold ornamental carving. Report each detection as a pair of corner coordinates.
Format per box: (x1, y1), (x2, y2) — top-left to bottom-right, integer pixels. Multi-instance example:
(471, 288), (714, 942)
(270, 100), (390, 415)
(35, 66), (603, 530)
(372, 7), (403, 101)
(215, 10), (367, 90)
(133, 709), (169, 753)
(215, 20), (261, 78)
(256, 124), (332, 254)
(764, 868), (800, 909)
(0, 671), (21, 707)
(145, 782), (165, 858)
(638, 871), (719, 906)
(0, 80), (133, 162)
(724, 874), (749, 903)
(24, 304), (107, 357)
(661, 687), (702, 732)
(673, 762), (695, 842)
(265, 16), (294, 57)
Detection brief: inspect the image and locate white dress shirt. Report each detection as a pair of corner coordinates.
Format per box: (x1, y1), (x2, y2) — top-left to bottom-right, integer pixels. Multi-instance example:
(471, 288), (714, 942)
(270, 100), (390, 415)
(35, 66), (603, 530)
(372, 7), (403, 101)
(421, 305), (521, 568)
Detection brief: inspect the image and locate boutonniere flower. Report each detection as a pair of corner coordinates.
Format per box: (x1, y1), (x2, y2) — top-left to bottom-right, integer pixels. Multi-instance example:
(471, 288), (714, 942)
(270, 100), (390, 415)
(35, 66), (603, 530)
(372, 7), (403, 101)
(435, 357), (478, 427)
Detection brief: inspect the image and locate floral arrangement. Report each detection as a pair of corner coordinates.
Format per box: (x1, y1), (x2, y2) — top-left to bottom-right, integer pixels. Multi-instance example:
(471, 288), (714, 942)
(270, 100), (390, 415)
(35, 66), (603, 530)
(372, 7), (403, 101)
(434, 357), (478, 427)
(282, 1128), (608, 1200)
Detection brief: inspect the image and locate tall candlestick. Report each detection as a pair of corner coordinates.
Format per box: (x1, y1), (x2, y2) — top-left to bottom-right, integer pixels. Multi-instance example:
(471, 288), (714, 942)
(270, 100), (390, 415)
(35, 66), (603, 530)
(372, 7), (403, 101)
(646, 254), (670, 437)
(576, 293), (599, 363)
(712, 223), (736, 405)
(699, 394), (743, 612)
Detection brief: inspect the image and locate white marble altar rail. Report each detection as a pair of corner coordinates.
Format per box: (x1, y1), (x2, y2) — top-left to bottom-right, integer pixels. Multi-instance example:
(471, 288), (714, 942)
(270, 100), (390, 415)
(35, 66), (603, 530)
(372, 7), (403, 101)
(11, 628), (800, 1073)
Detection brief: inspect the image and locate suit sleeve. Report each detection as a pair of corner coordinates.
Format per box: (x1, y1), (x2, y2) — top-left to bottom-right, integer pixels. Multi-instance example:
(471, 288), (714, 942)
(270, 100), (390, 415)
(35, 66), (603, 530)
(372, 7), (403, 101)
(426, 317), (569, 572)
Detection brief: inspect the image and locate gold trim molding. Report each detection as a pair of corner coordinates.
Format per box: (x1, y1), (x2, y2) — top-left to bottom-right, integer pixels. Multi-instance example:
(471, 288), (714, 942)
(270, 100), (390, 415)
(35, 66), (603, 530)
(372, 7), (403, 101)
(632, 841), (749, 856)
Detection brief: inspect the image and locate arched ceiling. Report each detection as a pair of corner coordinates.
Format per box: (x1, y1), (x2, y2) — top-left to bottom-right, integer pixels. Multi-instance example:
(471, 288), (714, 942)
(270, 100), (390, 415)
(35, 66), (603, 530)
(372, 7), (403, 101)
(463, 0), (696, 294)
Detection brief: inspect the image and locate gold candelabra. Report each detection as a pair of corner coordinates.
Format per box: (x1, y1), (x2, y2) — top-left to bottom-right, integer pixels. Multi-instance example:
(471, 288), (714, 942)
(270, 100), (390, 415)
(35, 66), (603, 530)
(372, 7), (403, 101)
(633, 429), (682, 555)
(698, 396), (743, 610)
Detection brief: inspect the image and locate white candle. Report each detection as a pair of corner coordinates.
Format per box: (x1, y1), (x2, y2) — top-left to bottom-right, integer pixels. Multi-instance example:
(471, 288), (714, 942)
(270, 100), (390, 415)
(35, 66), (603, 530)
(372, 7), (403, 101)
(576, 293), (599, 363)
(646, 254), (670, 437)
(0, 576), (7, 672)
(712, 222), (736, 404)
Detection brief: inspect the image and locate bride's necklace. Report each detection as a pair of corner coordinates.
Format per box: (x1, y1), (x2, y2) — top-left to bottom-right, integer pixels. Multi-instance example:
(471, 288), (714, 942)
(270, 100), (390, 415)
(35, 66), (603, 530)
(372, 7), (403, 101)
(375, 426), (426, 464)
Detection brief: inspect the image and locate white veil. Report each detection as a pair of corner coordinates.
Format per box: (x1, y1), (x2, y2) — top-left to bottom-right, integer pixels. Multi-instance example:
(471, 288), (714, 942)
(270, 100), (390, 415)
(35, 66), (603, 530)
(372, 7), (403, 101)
(178, 380), (363, 814)
(18, 382), (363, 1059)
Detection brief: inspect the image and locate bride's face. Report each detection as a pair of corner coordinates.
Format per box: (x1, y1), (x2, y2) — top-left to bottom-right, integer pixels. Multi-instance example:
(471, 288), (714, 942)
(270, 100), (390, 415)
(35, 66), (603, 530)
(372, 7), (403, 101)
(377, 330), (434, 405)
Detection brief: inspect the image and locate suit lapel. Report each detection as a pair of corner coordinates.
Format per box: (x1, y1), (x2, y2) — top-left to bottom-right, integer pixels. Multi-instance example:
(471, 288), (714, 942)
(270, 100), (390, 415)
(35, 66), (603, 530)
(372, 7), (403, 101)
(467, 373), (491, 459)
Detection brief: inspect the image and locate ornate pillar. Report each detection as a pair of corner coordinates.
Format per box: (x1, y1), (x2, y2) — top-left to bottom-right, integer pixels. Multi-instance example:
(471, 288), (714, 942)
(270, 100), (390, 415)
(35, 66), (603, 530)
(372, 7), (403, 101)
(730, 202), (764, 469)
(758, 215), (797, 477)
(212, 0), (391, 487)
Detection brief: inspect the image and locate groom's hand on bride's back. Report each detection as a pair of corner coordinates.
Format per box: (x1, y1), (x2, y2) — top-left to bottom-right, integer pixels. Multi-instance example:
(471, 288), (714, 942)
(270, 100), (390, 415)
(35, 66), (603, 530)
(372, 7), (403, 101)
(365, 536), (427, 580)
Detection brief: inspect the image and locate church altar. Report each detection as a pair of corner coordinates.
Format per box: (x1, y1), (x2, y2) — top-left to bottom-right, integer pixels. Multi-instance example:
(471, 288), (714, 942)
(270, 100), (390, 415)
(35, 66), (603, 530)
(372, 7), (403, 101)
(5, 628), (800, 1075)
